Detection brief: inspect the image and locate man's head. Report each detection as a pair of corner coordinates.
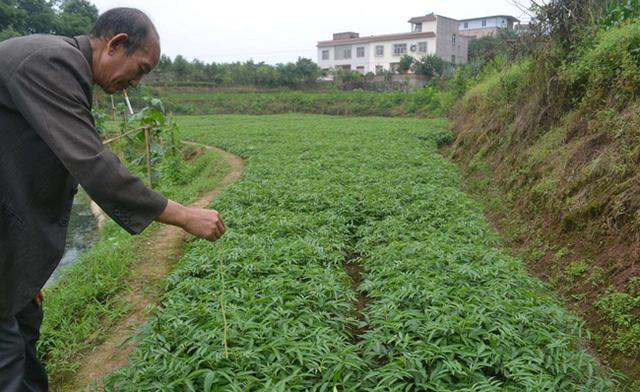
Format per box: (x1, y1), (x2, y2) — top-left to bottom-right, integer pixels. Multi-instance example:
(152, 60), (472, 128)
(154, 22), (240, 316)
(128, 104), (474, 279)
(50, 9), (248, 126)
(89, 8), (160, 94)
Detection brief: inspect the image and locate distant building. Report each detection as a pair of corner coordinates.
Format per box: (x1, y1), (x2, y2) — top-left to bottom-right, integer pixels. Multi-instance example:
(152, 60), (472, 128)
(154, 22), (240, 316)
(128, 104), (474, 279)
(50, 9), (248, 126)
(458, 15), (520, 38)
(317, 13), (469, 75)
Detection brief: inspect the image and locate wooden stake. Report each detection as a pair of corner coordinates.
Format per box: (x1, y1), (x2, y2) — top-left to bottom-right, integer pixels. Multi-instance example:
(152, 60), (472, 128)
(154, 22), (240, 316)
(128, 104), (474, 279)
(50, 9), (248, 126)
(144, 125), (153, 189)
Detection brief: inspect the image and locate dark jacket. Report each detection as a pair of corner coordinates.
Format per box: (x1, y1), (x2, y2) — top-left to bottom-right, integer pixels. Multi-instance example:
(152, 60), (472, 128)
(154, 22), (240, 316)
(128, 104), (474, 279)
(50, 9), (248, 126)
(0, 34), (168, 318)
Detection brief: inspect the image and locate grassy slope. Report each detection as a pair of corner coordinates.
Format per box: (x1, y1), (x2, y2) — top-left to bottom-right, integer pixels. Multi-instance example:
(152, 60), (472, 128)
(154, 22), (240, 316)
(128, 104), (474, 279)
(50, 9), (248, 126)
(40, 147), (230, 387)
(449, 23), (640, 385)
(105, 114), (613, 391)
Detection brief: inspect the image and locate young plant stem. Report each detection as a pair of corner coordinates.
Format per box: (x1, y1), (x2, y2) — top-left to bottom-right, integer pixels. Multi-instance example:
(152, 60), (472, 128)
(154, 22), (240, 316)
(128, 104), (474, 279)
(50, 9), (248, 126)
(219, 242), (229, 359)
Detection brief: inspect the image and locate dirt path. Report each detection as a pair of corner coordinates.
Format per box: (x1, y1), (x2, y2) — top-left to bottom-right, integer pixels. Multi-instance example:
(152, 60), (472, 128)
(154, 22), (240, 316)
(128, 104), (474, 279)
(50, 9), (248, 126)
(65, 143), (244, 391)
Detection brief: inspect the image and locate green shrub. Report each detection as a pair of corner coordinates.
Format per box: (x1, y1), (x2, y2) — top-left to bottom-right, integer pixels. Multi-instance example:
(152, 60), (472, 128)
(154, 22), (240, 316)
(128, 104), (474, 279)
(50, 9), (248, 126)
(564, 22), (640, 108)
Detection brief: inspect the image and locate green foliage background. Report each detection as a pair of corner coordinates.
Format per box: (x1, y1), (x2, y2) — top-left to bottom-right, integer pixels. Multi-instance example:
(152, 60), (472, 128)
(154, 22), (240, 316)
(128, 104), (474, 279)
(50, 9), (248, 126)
(0, 0), (98, 40)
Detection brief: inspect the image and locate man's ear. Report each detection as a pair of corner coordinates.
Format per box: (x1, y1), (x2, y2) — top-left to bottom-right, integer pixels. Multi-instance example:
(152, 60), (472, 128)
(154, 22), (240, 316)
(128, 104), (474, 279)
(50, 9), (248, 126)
(107, 33), (129, 55)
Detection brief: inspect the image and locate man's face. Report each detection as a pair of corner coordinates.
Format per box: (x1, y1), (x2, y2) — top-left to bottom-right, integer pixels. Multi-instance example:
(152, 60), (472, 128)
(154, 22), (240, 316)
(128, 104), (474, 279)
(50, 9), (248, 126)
(95, 34), (160, 94)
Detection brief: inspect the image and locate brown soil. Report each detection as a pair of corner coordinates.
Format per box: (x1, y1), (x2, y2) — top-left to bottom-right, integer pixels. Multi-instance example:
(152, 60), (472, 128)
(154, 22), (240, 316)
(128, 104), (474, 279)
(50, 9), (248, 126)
(344, 254), (370, 343)
(63, 142), (244, 392)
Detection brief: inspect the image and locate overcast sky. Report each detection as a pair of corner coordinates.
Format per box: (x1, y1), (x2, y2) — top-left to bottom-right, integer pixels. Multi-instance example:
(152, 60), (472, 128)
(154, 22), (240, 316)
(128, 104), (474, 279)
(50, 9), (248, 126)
(90, 0), (534, 65)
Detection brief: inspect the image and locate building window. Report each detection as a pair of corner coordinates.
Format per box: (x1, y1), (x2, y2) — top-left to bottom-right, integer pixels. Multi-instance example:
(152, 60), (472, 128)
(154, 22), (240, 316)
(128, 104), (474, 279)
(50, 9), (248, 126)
(393, 43), (407, 56)
(356, 66), (365, 74)
(335, 45), (352, 60)
(463, 22), (468, 28)
(356, 47), (365, 57)
(375, 45), (384, 56)
(452, 34), (456, 45)
(322, 50), (329, 60)
(375, 65), (384, 74)
(451, 55), (456, 64)
(418, 41), (427, 53)
(413, 23), (422, 32)
(482, 19), (487, 27)
(390, 62), (400, 72)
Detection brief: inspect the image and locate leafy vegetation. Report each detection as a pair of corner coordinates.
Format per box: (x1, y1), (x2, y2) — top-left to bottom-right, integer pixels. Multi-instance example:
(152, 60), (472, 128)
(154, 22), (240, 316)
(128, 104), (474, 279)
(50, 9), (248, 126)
(114, 88), (454, 118)
(397, 54), (414, 74)
(412, 54), (447, 79)
(103, 114), (614, 391)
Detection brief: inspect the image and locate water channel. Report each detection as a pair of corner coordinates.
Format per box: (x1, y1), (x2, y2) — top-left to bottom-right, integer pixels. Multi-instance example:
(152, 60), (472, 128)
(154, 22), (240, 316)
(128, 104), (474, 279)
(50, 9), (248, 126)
(45, 190), (100, 287)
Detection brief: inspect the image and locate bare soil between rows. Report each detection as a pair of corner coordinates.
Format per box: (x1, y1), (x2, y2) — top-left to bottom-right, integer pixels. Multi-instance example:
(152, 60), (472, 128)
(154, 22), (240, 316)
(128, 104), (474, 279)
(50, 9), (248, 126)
(63, 142), (244, 392)
(344, 253), (370, 344)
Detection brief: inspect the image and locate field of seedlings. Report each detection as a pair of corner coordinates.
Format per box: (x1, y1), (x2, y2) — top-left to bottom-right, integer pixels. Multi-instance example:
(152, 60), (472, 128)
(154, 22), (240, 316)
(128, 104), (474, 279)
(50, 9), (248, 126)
(105, 114), (614, 391)
(131, 88), (451, 118)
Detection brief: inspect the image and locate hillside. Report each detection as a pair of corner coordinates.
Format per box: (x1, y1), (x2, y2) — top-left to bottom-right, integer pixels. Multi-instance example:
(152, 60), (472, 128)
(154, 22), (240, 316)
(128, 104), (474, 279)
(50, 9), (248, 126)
(449, 17), (640, 385)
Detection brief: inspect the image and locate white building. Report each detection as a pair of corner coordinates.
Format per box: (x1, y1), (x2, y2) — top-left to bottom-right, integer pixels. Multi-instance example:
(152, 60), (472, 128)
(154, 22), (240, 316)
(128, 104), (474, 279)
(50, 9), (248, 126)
(458, 15), (520, 38)
(317, 13), (469, 74)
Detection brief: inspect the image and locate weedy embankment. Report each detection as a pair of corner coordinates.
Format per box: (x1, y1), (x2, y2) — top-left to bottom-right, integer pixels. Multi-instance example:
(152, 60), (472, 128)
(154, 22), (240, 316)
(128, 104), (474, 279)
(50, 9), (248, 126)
(449, 19), (640, 385)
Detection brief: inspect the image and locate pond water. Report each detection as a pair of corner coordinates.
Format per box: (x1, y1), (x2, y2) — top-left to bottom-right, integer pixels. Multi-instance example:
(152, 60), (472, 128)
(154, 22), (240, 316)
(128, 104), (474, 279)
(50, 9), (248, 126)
(45, 191), (99, 287)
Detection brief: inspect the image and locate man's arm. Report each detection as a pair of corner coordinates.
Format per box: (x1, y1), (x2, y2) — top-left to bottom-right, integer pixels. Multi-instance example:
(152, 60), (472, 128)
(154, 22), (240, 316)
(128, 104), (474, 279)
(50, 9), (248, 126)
(10, 45), (226, 242)
(157, 200), (225, 241)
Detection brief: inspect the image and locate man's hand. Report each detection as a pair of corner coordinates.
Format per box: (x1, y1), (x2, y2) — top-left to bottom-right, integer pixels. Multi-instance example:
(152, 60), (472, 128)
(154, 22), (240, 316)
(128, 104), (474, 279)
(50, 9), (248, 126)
(33, 291), (44, 306)
(157, 199), (226, 242)
(182, 207), (226, 241)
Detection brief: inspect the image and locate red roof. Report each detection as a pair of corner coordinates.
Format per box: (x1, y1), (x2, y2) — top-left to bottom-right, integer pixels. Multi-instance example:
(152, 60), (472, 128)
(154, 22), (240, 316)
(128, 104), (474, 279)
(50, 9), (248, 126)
(408, 15), (437, 23)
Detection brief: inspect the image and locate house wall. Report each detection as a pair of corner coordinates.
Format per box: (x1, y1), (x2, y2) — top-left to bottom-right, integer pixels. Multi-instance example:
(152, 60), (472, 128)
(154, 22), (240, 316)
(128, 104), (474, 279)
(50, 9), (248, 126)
(435, 17), (468, 64)
(460, 16), (509, 31)
(317, 45), (369, 71)
(317, 14), (470, 72)
(368, 37), (437, 72)
(459, 16), (515, 37)
(318, 36), (437, 74)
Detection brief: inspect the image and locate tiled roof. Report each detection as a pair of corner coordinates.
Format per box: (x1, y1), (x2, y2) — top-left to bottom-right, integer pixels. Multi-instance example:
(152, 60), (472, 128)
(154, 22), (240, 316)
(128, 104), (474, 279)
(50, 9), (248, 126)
(407, 15), (437, 23)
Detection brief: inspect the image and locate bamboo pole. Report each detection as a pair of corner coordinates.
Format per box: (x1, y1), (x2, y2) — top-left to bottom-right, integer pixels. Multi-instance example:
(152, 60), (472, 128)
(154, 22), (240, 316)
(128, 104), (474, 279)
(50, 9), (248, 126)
(144, 125), (153, 189)
(110, 95), (117, 123)
(102, 126), (146, 145)
(122, 110), (128, 133)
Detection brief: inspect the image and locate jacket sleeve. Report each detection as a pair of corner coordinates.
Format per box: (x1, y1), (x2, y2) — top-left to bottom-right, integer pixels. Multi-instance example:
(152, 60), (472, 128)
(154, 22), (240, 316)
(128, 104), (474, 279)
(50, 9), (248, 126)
(8, 45), (168, 234)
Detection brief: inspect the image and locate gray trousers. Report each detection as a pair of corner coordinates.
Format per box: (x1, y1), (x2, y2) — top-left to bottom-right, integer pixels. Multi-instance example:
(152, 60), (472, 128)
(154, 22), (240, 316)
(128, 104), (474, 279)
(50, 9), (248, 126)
(0, 301), (48, 392)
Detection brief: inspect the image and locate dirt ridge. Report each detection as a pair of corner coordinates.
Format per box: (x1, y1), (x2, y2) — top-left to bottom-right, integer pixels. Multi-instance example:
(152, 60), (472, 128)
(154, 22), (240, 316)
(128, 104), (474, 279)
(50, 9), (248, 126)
(64, 142), (244, 391)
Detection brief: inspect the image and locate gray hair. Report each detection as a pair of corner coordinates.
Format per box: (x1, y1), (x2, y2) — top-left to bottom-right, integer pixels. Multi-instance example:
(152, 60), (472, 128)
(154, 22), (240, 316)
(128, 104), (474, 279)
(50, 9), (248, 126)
(89, 8), (159, 55)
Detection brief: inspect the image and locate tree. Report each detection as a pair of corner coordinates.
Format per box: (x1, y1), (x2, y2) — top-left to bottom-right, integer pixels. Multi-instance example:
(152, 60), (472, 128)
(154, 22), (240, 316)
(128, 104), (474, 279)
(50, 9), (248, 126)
(412, 54), (446, 79)
(397, 54), (414, 74)
(172, 55), (190, 81)
(293, 57), (321, 85)
(16, 0), (56, 34)
(468, 28), (520, 65)
(0, 0), (27, 31)
(0, 0), (97, 41)
(0, 25), (20, 41)
(57, 0), (98, 37)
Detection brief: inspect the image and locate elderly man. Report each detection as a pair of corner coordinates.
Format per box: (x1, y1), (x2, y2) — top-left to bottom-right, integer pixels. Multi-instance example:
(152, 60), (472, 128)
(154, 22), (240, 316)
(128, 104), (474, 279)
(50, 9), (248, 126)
(0, 8), (224, 391)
